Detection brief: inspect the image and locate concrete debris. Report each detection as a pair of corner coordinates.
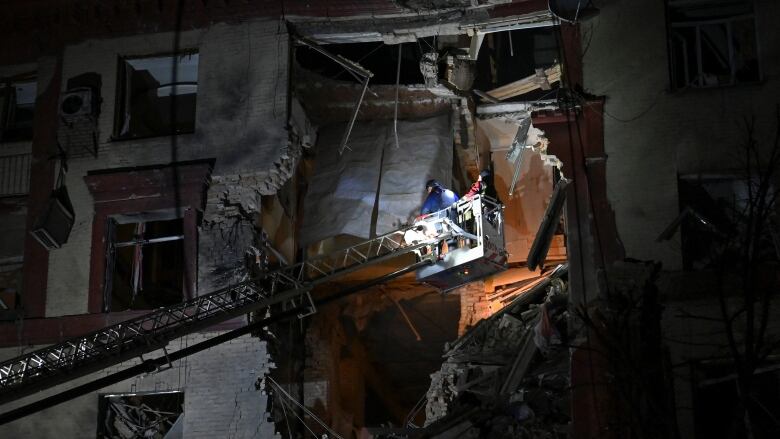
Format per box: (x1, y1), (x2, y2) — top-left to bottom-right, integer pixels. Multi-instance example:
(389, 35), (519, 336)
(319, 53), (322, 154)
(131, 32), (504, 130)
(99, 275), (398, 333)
(445, 56), (475, 91)
(420, 52), (439, 88)
(418, 268), (570, 439)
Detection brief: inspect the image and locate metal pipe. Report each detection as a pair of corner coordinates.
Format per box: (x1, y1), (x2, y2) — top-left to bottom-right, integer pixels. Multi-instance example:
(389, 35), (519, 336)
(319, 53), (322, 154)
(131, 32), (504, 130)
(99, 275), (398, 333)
(338, 78), (370, 155)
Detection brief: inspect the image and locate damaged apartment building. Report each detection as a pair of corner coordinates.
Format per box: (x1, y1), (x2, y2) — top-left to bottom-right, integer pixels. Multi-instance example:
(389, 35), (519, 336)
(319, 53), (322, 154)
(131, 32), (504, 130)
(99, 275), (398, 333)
(0, 0), (778, 438)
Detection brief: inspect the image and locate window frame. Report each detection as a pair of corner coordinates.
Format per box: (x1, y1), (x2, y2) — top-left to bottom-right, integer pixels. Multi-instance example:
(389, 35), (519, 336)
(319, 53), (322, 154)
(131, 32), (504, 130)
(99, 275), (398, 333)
(84, 161), (212, 313)
(112, 50), (199, 141)
(666, 0), (762, 90)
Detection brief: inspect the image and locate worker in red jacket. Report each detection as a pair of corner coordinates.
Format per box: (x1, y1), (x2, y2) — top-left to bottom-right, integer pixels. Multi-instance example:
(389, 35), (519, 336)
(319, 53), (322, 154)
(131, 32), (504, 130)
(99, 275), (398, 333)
(464, 169), (491, 199)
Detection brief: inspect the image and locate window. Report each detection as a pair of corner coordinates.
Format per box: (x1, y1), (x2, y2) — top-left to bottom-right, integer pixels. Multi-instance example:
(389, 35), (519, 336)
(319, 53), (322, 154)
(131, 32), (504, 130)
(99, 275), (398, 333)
(104, 218), (185, 312)
(0, 79), (36, 142)
(667, 0), (760, 89)
(114, 52), (198, 139)
(673, 175), (777, 270)
(692, 361), (780, 439)
(97, 391), (184, 438)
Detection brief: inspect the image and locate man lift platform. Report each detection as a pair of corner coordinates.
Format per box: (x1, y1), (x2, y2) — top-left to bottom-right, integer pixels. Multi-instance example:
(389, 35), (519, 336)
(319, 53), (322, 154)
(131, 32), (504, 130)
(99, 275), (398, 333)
(0, 196), (506, 420)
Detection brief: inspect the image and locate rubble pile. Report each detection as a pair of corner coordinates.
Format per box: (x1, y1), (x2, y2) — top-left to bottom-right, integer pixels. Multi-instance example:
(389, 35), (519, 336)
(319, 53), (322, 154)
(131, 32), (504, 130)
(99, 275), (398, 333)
(421, 266), (570, 438)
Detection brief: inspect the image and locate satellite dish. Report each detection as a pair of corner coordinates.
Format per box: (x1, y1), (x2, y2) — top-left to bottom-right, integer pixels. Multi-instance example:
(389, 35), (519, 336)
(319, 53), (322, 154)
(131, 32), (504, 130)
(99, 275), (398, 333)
(549, 0), (590, 22)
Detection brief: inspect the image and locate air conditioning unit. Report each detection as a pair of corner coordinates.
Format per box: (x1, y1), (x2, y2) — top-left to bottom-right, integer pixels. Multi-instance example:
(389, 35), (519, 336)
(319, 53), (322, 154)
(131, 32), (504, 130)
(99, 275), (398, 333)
(31, 187), (75, 250)
(59, 87), (94, 119)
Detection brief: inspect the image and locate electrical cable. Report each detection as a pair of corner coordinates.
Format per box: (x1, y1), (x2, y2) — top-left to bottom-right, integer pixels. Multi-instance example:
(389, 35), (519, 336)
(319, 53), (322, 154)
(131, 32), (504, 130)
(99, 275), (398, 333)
(278, 394), (319, 438)
(268, 376), (344, 439)
(278, 383), (294, 439)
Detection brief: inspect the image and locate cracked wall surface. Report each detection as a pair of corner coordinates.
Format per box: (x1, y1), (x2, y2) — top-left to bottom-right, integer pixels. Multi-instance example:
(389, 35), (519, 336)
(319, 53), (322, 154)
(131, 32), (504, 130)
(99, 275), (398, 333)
(0, 334), (277, 439)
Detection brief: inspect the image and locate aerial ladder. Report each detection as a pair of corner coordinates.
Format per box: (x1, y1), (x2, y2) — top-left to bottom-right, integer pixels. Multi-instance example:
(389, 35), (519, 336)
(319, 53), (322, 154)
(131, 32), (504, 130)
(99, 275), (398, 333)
(0, 196), (506, 418)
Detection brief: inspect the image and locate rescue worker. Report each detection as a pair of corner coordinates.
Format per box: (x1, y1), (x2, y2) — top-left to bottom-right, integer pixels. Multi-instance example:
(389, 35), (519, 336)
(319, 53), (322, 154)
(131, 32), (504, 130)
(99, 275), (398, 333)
(464, 170), (491, 199)
(420, 179), (459, 215)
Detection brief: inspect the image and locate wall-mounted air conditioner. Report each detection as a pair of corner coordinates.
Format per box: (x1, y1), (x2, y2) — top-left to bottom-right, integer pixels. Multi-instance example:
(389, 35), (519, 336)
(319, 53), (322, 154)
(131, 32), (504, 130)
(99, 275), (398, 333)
(31, 187), (75, 250)
(59, 87), (94, 120)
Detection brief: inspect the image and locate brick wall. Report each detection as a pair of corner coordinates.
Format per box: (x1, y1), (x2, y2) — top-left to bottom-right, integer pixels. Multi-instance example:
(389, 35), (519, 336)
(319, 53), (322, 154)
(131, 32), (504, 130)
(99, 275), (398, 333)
(0, 333), (278, 438)
(42, 18), (289, 317)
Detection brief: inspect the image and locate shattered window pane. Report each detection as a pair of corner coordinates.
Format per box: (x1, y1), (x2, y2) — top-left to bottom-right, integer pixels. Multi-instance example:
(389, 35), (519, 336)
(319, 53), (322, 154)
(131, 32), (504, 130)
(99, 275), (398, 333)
(108, 218), (185, 311)
(97, 391), (184, 439)
(114, 53), (198, 139)
(0, 80), (36, 143)
(667, 0), (759, 89)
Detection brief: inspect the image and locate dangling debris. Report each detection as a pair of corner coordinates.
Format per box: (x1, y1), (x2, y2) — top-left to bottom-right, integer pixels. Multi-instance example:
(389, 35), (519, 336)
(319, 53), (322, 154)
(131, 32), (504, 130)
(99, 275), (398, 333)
(413, 265), (570, 439)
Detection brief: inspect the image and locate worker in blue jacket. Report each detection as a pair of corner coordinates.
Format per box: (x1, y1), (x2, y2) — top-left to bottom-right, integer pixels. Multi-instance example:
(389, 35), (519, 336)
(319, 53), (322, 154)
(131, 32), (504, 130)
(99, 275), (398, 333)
(420, 179), (459, 215)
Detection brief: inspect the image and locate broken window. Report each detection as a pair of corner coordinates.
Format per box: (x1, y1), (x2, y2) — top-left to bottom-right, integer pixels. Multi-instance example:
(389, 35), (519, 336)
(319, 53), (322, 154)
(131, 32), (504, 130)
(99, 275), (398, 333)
(0, 79), (36, 143)
(104, 218), (185, 312)
(667, 0), (760, 89)
(675, 175), (777, 270)
(474, 28), (560, 101)
(114, 52), (198, 139)
(295, 41), (425, 84)
(97, 391), (184, 439)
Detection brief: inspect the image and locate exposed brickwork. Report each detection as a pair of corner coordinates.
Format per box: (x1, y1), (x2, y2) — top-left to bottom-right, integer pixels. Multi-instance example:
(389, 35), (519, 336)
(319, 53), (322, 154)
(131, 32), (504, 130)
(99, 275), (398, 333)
(0, 333), (278, 438)
(40, 18), (289, 317)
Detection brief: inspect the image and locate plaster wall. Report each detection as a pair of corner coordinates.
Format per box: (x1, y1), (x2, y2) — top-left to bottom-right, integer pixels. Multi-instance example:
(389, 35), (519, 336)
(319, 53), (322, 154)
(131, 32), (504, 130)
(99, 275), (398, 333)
(582, 0), (780, 270)
(42, 19), (289, 317)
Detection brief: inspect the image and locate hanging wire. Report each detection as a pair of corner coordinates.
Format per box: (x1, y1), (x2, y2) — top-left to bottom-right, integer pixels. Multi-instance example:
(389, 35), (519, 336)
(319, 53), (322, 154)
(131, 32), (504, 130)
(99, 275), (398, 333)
(278, 395), (319, 438)
(394, 43), (402, 149)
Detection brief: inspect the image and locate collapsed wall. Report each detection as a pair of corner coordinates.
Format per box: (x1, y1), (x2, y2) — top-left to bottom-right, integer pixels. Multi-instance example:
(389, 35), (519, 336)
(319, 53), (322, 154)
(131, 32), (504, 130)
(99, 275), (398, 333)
(421, 267), (570, 438)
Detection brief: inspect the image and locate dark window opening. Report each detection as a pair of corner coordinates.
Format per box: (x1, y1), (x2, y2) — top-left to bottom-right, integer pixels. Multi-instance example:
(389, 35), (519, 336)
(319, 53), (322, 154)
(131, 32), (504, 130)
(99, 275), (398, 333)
(97, 391), (184, 439)
(295, 41), (428, 85)
(114, 53), (198, 139)
(0, 80), (36, 143)
(693, 362), (780, 439)
(105, 218), (184, 311)
(677, 175), (777, 270)
(667, 0), (760, 89)
(473, 28), (560, 101)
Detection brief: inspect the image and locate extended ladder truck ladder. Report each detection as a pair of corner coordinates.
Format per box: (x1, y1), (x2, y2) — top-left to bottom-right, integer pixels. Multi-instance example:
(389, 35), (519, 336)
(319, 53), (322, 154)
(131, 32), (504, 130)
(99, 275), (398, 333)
(0, 200), (497, 408)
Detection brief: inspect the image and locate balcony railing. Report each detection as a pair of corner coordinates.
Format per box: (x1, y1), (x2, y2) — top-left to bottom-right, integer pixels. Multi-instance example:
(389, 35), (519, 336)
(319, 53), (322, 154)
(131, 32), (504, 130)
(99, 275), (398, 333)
(0, 153), (31, 196)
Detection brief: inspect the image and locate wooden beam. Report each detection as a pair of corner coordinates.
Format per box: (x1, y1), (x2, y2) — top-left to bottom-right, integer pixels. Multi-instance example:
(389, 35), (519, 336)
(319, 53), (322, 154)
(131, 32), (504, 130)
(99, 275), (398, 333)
(486, 64), (562, 101)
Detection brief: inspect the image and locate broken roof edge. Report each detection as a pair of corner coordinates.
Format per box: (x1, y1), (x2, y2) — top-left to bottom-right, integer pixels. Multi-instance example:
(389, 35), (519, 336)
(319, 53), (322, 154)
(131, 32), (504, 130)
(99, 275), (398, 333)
(288, 9), (552, 44)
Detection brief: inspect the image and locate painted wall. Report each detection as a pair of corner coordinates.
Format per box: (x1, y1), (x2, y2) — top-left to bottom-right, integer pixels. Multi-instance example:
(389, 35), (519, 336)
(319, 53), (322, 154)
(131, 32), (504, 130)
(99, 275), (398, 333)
(42, 18), (289, 317)
(582, 0), (780, 270)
